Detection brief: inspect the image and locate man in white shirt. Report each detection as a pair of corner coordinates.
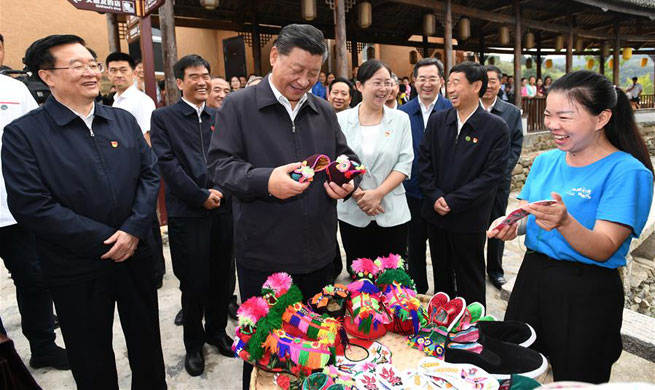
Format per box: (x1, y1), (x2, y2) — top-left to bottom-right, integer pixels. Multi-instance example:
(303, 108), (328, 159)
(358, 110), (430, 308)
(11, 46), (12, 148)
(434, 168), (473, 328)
(385, 73), (400, 109)
(0, 73), (70, 370)
(626, 77), (643, 109)
(106, 52), (156, 144)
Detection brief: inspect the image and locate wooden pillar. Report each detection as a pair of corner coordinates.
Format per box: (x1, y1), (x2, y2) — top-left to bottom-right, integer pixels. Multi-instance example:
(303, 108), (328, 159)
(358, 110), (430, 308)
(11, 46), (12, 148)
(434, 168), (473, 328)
(536, 32), (542, 79)
(106, 14), (121, 53)
(513, 0), (522, 107)
(139, 16), (157, 103)
(599, 50), (605, 76)
(479, 27), (485, 65)
(422, 35), (429, 58)
(613, 22), (620, 85)
(159, 0), (179, 105)
(334, 0), (348, 78)
(444, 0), (453, 87)
(351, 37), (358, 71)
(566, 6), (573, 73)
(251, 0), (262, 75)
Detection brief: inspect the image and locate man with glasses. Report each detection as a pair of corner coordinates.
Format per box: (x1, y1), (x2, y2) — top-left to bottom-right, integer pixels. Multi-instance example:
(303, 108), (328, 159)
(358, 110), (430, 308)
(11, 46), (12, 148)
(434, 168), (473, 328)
(1, 35), (166, 390)
(151, 55), (234, 377)
(399, 58), (452, 294)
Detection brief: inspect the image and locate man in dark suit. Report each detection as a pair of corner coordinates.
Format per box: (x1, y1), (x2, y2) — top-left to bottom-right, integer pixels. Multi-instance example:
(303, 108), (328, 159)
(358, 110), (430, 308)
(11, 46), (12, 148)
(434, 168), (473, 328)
(150, 55), (234, 377)
(2, 34), (165, 390)
(399, 58), (452, 294)
(419, 62), (509, 307)
(482, 65), (524, 289)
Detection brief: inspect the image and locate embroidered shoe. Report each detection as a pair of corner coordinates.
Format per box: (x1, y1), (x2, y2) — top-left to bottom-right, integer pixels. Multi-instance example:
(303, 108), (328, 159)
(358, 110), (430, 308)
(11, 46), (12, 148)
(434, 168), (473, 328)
(326, 155), (366, 185)
(291, 154), (330, 183)
(452, 301), (486, 331)
(428, 293), (466, 331)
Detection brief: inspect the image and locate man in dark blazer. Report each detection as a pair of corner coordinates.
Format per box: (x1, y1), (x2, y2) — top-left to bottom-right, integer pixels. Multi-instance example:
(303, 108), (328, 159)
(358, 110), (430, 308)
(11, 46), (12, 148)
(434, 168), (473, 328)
(419, 62), (509, 307)
(206, 24), (359, 390)
(151, 55), (234, 377)
(2, 34), (165, 390)
(482, 65), (524, 289)
(399, 58), (452, 294)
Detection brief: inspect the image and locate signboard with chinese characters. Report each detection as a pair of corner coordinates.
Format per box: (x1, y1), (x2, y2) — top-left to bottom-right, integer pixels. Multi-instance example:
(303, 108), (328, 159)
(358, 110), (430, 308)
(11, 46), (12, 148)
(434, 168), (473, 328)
(144, 0), (166, 16)
(67, 0), (138, 15)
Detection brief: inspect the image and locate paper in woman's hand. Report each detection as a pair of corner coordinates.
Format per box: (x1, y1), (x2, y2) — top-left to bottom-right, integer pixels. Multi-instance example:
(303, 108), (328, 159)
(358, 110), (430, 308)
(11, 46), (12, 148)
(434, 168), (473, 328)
(493, 200), (557, 230)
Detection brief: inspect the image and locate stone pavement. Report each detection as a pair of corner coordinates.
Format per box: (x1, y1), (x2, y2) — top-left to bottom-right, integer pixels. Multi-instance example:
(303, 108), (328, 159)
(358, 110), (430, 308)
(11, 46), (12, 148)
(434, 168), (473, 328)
(1, 192), (655, 389)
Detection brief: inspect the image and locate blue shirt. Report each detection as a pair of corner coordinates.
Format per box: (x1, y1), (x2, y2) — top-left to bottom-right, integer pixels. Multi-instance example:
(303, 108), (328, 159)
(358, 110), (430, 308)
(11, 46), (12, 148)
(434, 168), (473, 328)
(311, 81), (327, 99)
(518, 149), (653, 269)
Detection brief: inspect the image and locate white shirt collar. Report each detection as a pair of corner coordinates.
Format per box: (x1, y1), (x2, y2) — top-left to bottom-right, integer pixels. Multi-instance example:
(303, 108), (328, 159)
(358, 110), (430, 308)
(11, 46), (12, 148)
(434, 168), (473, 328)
(418, 95), (439, 112)
(57, 99), (95, 131)
(182, 97), (205, 118)
(269, 75), (308, 121)
(114, 84), (138, 101)
(456, 107), (477, 134)
(481, 96), (497, 113)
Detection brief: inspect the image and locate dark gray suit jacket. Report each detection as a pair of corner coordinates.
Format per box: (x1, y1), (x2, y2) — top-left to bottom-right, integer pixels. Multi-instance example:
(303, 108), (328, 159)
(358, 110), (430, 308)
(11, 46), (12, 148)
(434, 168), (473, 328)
(490, 98), (523, 179)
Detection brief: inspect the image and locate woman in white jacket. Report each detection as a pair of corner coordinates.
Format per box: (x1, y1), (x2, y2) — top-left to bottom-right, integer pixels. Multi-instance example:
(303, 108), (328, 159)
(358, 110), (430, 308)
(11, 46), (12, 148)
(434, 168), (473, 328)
(336, 59), (414, 275)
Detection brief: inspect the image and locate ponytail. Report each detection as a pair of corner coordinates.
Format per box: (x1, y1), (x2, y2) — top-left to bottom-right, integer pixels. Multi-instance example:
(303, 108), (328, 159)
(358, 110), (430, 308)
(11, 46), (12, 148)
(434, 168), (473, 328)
(606, 87), (654, 174)
(550, 70), (654, 175)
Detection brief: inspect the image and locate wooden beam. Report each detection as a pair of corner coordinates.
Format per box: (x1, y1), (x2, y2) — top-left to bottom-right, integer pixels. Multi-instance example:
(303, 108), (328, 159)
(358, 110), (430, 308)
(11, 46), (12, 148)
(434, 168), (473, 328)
(334, 0), (348, 79)
(387, 0), (655, 42)
(250, 0), (261, 76)
(536, 31), (542, 79)
(159, 0), (179, 105)
(514, 0), (522, 107)
(422, 35), (429, 58)
(479, 26), (486, 65)
(445, 0), (453, 85)
(572, 0), (655, 20)
(614, 21), (620, 85)
(139, 16), (157, 104)
(566, 6), (573, 73)
(351, 36), (358, 70)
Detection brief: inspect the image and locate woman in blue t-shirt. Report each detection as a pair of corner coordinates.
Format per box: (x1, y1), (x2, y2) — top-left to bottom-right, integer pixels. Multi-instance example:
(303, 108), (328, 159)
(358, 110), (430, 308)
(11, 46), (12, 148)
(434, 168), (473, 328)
(488, 70), (654, 383)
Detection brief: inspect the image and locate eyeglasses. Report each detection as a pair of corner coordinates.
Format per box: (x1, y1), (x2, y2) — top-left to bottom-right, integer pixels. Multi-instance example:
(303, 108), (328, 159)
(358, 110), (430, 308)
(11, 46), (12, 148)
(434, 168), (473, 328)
(43, 61), (104, 74)
(368, 80), (393, 88)
(416, 76), (440, 84)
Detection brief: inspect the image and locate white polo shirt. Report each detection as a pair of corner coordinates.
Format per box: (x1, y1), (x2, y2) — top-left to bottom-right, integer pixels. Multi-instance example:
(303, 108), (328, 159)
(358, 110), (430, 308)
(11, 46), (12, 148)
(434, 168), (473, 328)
(112, 84), (156, 134)
(0, 75), (39, 227)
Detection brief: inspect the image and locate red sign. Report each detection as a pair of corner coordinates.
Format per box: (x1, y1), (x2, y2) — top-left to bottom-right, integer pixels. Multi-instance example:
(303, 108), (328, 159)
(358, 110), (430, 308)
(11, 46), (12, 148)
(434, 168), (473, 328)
(67, 0), (138, 15)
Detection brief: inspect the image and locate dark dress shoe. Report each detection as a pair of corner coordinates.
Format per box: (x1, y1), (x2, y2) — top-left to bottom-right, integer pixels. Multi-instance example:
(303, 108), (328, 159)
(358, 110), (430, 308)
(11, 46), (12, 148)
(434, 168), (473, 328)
(490, 275), (507, 290)
(174, 309), (183, 326)
(206, 333), (234, 357)
(184, 351), (204, 376)
(228, 301), (239, 321)
(29, 346), (70, 370)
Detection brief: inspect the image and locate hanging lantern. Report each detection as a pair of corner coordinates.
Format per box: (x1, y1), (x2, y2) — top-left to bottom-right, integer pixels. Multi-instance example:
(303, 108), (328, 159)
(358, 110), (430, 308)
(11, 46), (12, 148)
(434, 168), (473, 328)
(641, 57), (649, 67)
(575, 38), (583, 53)
(586, 58), (594, 69)
(526, 57), (533, 69)
(601, 42), (610, 58)
(555, 35), (564, 51)
(423, 13), (436, 36)
(609, 58), (614, 69)
(459, 17), (471, 41)
(545, 58), (553, 69)
(358, 1), (372, 29)
(301, 0), (317, 21)
(199, 0), (219, 9)
(409, 50), (418, 65)
(499, 26), (510, 46)
(488, 56), (496, 65)
(622, 47), (633, 61)
(525, 32), (535, 50)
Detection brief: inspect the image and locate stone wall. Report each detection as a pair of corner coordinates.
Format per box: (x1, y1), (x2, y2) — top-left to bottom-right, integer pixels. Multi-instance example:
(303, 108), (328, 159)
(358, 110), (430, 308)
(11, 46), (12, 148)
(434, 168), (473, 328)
(511, 125), (655, 192)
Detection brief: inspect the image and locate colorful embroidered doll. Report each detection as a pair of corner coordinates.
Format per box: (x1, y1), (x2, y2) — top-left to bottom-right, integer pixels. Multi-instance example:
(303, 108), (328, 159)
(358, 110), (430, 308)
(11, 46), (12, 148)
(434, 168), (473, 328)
(326, 155), (366, 186)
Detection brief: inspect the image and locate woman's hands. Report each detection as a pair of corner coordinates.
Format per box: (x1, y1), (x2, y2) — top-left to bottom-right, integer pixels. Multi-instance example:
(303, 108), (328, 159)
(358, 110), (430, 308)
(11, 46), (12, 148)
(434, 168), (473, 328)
(487, 216), (520, 241)
(353, 188), (384, 216)
(523, 193), (569, 231)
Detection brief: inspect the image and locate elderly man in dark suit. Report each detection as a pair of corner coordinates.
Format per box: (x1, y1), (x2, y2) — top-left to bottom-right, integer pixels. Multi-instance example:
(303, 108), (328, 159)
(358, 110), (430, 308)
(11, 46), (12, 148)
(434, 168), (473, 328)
(481, 65), (524, 289)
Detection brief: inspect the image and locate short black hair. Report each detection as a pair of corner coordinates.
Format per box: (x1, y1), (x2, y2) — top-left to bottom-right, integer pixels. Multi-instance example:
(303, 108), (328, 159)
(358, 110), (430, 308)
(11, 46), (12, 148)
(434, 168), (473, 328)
(87, 47), (98, 60)
(632, 76), (639, 81)
(356, 59), (391, 84)
(106, 51), (135, 69)
(157, 79), (166, 90)
(402, 76), (410, 81)
(274, 24), (327, 62)
(24, 34), (87, 82)
(413, 57), (445, 78)
(173, 54), (210, 80)
(485, 65), (503, 81)
(329, 77), (354, 97)
(449, 61), (488, 97)
(0, 34), (4, 44)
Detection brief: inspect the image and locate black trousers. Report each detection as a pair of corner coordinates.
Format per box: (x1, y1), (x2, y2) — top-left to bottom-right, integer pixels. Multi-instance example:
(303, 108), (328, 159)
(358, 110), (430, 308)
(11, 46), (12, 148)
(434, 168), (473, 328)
(168, 213), (233, 353)
(238, 261), (334, 390)
(339, 220), (408, 275)
(406, 195), (430, 294)
(332, 238), (343, 279)
(427, 225), (486, 307)
(49, 259), (166, 390)
(506, 251), (624, 383)
(0, 224), (57, 356)
(486, 178), (511, 278)
(151, 217), (166, 280)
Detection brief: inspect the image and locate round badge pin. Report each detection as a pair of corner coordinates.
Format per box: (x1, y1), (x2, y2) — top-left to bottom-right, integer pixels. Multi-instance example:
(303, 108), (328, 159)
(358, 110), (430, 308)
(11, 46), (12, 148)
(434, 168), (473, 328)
(465, 136), (471, 142)
(0, 105), (8, 110)
(473, 138), (478, 143)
